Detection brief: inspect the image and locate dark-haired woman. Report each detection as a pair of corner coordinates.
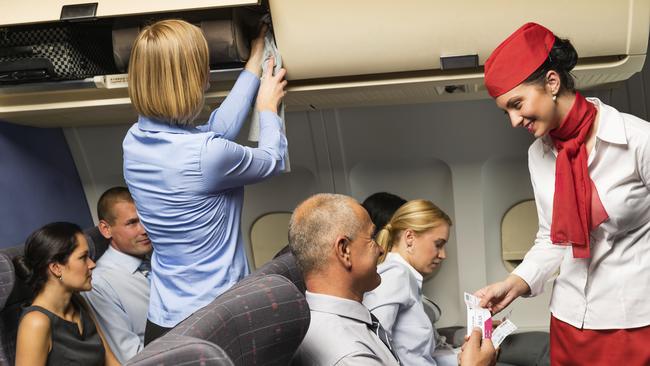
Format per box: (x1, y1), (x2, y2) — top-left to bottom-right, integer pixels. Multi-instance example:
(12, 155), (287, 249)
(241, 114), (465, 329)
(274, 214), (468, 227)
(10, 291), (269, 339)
(14, 222), (120, 366)
(476, 23), (650, 365)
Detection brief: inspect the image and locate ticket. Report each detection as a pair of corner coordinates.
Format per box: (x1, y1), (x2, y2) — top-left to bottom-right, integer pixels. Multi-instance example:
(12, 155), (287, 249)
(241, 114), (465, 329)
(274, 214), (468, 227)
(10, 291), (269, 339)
(464, 292), (492, 339)
(491, 318), (518, 348)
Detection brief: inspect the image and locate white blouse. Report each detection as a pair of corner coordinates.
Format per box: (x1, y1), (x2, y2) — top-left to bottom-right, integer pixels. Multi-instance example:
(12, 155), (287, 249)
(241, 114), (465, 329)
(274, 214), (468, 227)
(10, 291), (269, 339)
(513, 98), (650, 330)
(363, 252), (438, 365)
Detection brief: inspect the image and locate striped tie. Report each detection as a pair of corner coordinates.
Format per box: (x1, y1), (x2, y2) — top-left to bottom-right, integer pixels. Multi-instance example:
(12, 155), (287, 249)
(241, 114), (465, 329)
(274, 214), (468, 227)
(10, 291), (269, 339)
(368, 313), (401, 365)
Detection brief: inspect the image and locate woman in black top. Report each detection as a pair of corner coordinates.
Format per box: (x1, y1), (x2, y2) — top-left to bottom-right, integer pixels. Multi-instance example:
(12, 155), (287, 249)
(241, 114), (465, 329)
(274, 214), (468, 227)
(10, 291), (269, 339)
(14, 222), (119, 366)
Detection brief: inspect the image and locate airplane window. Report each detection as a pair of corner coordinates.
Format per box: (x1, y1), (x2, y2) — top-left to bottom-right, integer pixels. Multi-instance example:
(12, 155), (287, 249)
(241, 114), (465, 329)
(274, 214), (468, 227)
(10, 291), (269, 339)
(501, 200), (538, 272)
(250, 212), (292, 269)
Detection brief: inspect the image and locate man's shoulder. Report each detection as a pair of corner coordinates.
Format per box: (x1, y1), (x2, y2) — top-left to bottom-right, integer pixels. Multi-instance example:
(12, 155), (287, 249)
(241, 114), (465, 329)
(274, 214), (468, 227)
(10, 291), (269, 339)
(297, 311), (380, 364)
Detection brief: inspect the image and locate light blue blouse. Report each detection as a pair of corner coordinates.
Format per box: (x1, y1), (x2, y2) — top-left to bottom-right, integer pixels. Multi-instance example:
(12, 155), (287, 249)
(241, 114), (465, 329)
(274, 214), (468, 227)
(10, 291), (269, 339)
(123, 70), (287, 327)
(363, 252), (438, 365)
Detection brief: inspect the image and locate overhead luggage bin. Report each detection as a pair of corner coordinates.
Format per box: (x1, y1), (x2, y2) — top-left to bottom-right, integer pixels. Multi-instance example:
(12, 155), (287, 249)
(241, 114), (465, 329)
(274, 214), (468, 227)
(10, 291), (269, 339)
(270, 0), (650, 109)
(0, 0), (259, 26)
(0, 0), (649, 126)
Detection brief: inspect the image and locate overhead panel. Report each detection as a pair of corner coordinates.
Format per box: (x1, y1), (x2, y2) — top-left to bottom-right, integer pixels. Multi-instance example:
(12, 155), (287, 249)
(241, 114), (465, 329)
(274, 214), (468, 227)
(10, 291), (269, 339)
(269, 0), (645, 80)
(0, 0), (259, 26)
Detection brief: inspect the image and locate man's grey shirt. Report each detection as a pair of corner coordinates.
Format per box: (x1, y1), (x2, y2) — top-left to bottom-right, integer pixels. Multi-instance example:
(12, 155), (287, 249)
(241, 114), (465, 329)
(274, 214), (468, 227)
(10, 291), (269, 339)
(82, 246), (150, 364)
(293, 291), (400, 366)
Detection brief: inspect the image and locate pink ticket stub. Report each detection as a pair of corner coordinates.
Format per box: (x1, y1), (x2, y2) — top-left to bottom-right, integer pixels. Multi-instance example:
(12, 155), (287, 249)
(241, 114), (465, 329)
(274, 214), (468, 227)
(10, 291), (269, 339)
(464, 292), (493, 339)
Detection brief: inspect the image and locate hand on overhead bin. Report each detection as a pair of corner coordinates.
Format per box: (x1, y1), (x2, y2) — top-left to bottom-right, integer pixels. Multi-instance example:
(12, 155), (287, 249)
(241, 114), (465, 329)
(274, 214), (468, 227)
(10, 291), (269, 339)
(245, 24), (267, 77)
(256, 57), (286, 114)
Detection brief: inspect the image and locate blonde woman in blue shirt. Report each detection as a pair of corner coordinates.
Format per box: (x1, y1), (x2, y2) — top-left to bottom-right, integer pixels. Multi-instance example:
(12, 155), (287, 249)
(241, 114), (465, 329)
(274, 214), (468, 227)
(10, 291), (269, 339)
(123, 19), (287, 343)
(363, 200), (453, 365)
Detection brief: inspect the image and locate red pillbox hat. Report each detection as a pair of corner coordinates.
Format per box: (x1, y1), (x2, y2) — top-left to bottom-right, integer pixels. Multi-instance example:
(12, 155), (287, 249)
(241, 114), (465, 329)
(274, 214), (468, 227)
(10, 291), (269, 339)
(484, 23), (556, 98)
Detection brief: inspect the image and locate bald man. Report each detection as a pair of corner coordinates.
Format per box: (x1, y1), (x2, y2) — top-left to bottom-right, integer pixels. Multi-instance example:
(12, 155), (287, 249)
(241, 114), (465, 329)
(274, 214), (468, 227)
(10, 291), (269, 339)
(290, 193), (400, 366)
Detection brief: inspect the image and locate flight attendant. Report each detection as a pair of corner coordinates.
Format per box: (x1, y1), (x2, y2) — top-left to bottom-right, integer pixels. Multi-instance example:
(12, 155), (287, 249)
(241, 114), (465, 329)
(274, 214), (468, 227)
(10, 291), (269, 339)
(123, 19), (287, 343)
(476, 23), (650, 365)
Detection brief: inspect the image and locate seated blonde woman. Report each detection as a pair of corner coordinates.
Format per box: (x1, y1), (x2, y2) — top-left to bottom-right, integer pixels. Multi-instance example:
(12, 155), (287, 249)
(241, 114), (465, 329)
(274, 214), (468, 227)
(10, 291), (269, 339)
(363, 199), (454, 366)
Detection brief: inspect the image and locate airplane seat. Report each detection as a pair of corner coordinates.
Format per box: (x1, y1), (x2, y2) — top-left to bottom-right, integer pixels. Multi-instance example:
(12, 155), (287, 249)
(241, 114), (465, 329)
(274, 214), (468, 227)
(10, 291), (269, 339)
(0, 252), (18, 365)
(249, 251), (305, 293)
(126, 274), (310, 366)
(125, 334), (235, 366)
(83, 226), (110, 261)
(496, 331), (550, 366)
(0, 226), (109, 365)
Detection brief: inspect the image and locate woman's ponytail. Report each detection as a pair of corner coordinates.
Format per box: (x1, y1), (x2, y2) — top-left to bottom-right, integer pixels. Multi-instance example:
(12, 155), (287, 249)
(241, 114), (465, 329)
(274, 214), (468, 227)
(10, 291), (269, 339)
(375, 224), (393, 264)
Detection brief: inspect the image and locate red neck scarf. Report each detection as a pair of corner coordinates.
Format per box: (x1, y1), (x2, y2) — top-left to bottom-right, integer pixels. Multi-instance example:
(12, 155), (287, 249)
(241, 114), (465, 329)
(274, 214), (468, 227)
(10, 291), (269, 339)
(549, 92), (608, 258)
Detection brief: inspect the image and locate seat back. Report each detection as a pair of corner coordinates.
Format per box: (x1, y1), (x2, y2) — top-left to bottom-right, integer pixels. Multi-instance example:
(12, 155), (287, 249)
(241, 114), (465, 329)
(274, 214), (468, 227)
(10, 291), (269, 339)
(129, 274), (309, 366)
(126, 335), (234, 366)
(0, 253), (16, 366)
(0, 226), (110, 365)
(83, 226), (110, 261)
(249, 252), (305, 293)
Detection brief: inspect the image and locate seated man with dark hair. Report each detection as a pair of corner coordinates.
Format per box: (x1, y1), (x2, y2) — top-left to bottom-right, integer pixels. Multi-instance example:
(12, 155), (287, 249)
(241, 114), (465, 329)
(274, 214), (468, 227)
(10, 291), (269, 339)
(82, 187), (152, 364)
(290, 193), (400, 366)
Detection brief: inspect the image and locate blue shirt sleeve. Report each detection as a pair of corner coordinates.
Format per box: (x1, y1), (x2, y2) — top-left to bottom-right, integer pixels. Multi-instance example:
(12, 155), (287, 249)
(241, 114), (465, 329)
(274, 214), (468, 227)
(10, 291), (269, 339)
(197, 70), (260, 140)
(201, 111), (287, 192)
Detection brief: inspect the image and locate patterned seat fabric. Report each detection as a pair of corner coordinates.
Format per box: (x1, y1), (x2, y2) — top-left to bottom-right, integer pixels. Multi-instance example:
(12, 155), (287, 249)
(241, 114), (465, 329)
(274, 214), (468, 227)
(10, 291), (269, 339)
(249, 252), (305, 294)
(128, 274), (310, 366)
(0, 253), (16, 366)
(126, 335), (234, 366)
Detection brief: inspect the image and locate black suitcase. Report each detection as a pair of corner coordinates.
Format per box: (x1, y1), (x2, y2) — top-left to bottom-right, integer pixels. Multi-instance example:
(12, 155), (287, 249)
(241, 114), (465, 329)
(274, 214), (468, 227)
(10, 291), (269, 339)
(0, 23), (117, 84)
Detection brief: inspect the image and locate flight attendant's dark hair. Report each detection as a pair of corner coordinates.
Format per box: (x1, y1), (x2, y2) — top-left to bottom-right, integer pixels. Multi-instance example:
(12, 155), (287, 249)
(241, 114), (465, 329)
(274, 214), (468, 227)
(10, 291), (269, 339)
(524, 36), (578, 93)
(13, 222), (82, 295)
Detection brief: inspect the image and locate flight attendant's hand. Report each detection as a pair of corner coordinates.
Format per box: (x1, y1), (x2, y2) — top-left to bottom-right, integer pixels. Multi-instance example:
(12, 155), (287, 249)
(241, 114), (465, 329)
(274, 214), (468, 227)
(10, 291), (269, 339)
(256, 57), (286, 114)
(459, 328), (497, 366)
(475, 274), (530, 314)
(245, 24), (268, 77)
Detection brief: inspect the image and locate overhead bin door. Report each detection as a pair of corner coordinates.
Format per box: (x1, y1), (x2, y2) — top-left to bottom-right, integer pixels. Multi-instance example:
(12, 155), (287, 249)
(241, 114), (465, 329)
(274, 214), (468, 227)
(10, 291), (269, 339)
(269, 0), (649, 80)
(0, 0), (259, 26)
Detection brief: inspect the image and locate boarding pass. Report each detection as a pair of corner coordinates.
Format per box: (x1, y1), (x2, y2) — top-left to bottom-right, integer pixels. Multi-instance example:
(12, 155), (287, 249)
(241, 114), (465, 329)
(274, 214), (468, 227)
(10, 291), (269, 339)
(464, 292), (517, 347)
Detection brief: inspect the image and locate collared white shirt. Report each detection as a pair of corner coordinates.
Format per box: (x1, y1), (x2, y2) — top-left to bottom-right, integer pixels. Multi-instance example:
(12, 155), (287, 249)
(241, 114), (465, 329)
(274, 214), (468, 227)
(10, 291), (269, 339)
(363, 252), (438, 365)
(513, 98), (650, 329)
(292, 291), (400, 366)
(82, 246), (150, 364)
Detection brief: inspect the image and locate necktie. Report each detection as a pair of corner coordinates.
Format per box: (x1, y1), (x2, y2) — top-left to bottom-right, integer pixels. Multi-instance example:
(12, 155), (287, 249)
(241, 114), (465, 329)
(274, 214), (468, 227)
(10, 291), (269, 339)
(368, 313), (401, 365)
(137, 259), (151, 279)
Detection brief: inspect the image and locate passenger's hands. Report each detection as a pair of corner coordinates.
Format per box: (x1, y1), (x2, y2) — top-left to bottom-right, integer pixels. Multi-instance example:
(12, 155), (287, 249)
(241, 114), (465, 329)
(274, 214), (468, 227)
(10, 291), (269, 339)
(256, 57), (286, 114)
(245, 24), (267, 77)
(459, 328), (497, 366)
(475, 275), (530, 314)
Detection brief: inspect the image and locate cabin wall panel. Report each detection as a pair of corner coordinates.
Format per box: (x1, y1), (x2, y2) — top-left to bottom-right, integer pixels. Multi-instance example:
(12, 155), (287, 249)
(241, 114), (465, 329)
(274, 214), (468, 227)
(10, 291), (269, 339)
(348, 159), (461, 327)
(482, 157), (552, 330)
(64, 125), (130, 223)
(0, 121), (92, 247)
(316, 99), (538, 328)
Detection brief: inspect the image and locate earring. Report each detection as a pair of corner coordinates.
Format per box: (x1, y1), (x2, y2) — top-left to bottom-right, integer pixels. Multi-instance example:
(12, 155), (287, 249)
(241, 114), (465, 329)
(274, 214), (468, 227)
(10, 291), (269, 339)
(552, 94), (557, 102)
(58, 274), (64, 282)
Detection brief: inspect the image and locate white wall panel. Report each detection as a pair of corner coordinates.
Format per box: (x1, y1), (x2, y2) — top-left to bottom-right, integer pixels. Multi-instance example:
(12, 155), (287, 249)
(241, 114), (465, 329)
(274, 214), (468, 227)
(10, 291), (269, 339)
(349, 159), (461, 327)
